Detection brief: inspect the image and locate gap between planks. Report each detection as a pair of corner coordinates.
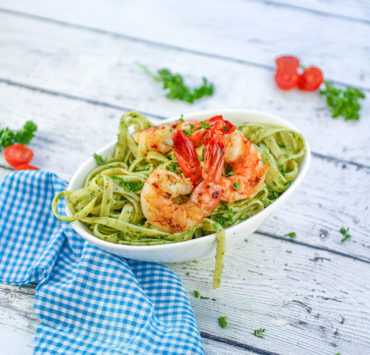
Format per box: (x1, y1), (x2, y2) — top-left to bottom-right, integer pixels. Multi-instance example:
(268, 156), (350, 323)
(249, 0), (370, 25)
(0, 77), (369, 172)
(0, 7), (369, 92)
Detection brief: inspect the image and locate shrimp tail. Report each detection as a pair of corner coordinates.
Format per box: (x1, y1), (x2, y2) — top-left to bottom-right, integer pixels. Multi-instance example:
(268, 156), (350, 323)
(203, 133), (225, 183)
(173, 129), (202, 186)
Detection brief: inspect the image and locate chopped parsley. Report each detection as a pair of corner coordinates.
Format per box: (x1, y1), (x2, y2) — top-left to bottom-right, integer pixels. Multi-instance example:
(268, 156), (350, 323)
(192, 290), (215, 300)
(167, 161), (179, 172)
(213, 207), (233, 227)
(0, 121), (37, 150)
(222, 126), (230, 132)
(279, 164), (286, 177)
(232, 182), (240, 190)
(111, 176), (144, 192)
(285, 232), (296, 239)
(340, 227), (351, 243)
(200, 121), (211, 129)
(137, 63), (214, 103)
(320, 81), (366, 120)
(226, 171), (236, 177)
(253, 328), (265, 338)
(218, 316), (228, 328)
(186, 272), (190, 276)
(93, 153), (106, 166)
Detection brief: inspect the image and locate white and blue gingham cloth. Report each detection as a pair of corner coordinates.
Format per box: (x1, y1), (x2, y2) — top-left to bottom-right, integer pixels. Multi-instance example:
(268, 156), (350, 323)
(0, 171), (203, 354)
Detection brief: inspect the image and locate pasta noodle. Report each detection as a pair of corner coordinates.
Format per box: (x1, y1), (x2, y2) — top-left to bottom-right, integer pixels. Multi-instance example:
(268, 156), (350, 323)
(52, 111), (305, 288)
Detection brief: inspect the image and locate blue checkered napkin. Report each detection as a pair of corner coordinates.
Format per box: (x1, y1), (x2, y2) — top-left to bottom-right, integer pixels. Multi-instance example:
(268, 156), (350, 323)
(0, 171), (203, 355)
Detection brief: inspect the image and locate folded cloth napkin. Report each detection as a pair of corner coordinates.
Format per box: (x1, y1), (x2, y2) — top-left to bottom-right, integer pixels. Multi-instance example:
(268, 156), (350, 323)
(0, 171), (203, 355)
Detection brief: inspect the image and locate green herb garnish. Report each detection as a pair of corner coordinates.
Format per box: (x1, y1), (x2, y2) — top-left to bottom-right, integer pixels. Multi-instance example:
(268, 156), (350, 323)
(93, 153), (106, 166)
(285, 232), (296, 239)
(0, 121), (37, 150)
(193, 290), (200, 298)
(226, 171), (236, 177)
(167, 162), (179, 172)
(320, 82), (365, 120)
(111, 176), (144, 192)
(253, 328), (265, 338)
(232, 182), (240, 190)
(137, 63), (214, 103)
(200, 121), (211, 129)
(340, 227), (351, 243)
(218, 316), (228, 328)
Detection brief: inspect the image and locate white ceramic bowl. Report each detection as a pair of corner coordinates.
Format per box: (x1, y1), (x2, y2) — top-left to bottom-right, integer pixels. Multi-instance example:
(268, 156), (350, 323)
(66, 109), (311, 262)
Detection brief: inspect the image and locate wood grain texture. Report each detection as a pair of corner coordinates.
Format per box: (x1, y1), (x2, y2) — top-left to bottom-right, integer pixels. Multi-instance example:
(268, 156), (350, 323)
(0, 13), (369, 166)
(0, 222), (369, 355)
(0, 0), (369, 88)
(266, 0), (370, 22)
(0, 83), (369, 263)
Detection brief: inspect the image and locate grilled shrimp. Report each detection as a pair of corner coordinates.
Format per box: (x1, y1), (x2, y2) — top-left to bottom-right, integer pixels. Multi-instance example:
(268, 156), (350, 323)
(175, 128), (269, 202)
(220, 130), (269, 202)
(140, 134), (225, 233)
(133, 116), (233, 156)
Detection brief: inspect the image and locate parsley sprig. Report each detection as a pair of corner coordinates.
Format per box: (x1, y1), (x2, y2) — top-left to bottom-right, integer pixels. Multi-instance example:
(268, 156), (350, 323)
(253, 328), (266, 338)
(0, 121), (37, 150)
(320, 82), (365, 121)
(93, 153), (106, 166)
(137, 63), (214, 103)
(339, 227), (351, 243)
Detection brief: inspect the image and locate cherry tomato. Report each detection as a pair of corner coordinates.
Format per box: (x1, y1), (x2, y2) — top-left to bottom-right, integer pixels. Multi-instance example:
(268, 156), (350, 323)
(274, 68), (299, 90)
(4, 144), (34, 167)
(14, 164), (39, 171)
(276, 56), (300, 69)
(298, 67), (324, 91)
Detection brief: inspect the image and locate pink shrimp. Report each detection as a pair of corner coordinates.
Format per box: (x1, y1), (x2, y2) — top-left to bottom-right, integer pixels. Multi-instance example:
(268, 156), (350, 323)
(140, 133), (225, 233)
(133, 115), (234, 156)
(175, 128), (269, 202)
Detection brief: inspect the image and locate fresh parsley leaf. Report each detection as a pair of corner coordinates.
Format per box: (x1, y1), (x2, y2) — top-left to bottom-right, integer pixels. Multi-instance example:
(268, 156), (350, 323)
(340, 226), (351, 243)
(253, 328), (265, 338)
(93, 153), (106, 166)
(111, 176), (144, 192)
(193, 290), (200, 298)
(279, 164), (286, 177)
(213, 207), (233, 228)
(226, 171), (236, 177)
(186, 272), (190, 276)
(167, 161), (179, 172)
(320, 81), (365, 121)
(277, 142), (286, 149)
(0, 121), (37, 150)
(285, 232), (296, 239)
(137, 63), (214, 103)
(218, 316), (228, 328)
(222, 126), (230, 132)
(200, 121), (211, 129)
(232, 182), (240, 190)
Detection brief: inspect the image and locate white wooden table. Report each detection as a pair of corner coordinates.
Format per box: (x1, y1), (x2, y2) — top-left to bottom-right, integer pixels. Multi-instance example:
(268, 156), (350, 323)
(0, 1), (369, 354)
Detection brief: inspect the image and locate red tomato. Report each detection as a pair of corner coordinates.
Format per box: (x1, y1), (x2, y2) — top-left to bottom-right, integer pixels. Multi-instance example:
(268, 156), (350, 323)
(274, 68), (299, 90)
(14, 164), (39, 171)
(276, 56), (300, 69)
(298, 67), (324, 91)
(4, 144), (34, 167)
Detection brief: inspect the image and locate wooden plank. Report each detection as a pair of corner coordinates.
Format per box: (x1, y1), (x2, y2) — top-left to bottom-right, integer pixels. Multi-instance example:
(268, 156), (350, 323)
(0, 231), (369, 354)
(0, 0), (369, 88)
(0, 84), (369, 262)
(267, 0), (370, 22)
(169, 235), (370, 354)
(0, 14), (369, 166)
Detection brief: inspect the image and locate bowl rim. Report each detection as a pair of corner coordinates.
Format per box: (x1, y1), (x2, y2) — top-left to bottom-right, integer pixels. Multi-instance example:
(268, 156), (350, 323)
(66, 109), (311, 251)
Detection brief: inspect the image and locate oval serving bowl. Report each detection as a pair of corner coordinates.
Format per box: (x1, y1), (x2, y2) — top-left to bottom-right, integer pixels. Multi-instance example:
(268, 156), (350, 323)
(66, 109), (311, 262)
